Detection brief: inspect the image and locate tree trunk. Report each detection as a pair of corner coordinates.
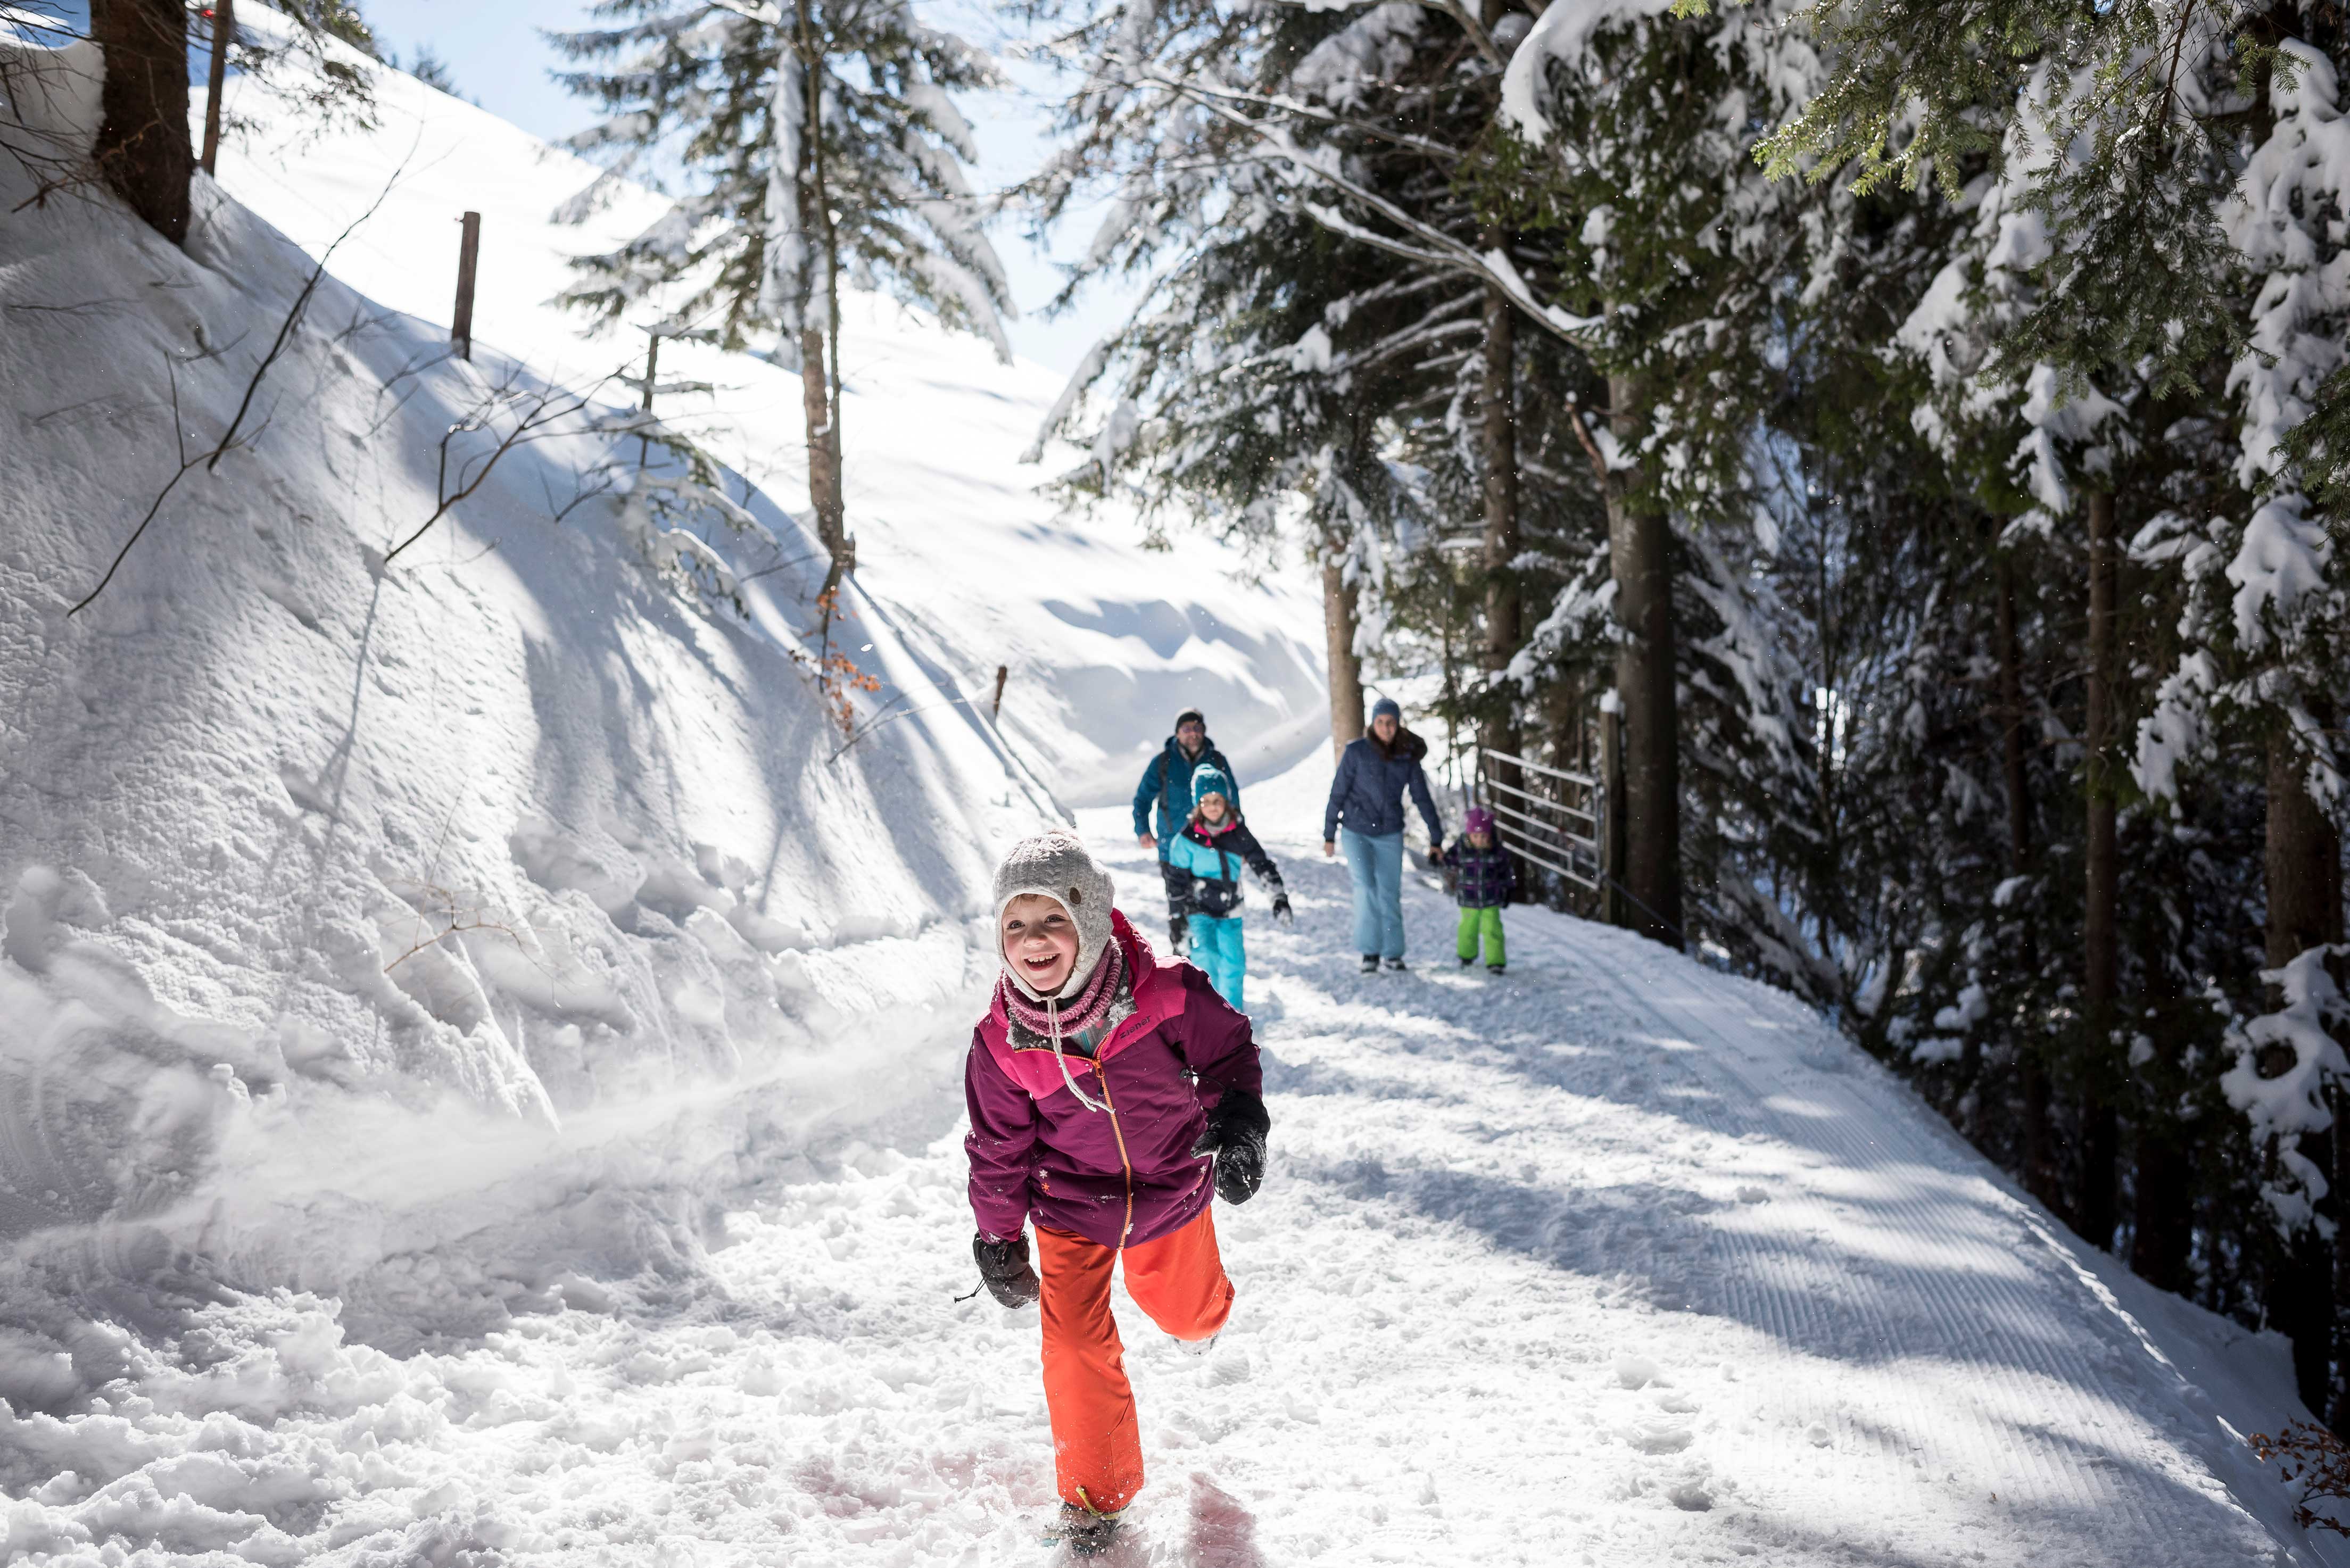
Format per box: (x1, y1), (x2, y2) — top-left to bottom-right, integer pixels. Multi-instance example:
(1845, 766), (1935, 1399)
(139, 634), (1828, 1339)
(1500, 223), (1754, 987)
(793, 0), (851, 608)
(2129, 895), (2193, 1293)
(1997, 550), (2066, 1218)
(1479, 275), (1523, 883)
(1322, 555), (1364, 763)
(2078, 488), (2121, 1249)
(1480, 276), (1522, 801)
(200, 0), (231, 177)
(2270, 725), (2346, 976)
(1601, 698), (1627, 928)
(2267, 725), (2347, 1421)
(1546, 672), (1588, 915)
(92, 0), (192, 246)
(1603, 372), (1682, 948)
(800, 327), (846, 558)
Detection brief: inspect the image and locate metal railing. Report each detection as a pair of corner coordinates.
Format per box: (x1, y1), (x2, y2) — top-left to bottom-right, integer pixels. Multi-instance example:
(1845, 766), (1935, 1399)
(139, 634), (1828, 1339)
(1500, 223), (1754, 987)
(1472, 746), (1603, 894)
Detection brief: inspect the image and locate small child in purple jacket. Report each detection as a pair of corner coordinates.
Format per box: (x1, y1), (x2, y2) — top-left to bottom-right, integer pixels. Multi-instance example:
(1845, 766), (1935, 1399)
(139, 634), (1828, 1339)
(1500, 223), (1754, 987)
(963, 832), (1269, 1556)
(1444, 806), (1517, 973)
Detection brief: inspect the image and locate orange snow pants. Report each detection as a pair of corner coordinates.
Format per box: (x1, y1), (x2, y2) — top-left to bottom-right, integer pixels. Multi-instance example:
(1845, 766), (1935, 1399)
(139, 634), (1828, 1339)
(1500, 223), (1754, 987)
(1035, 1204), (1234, 1515)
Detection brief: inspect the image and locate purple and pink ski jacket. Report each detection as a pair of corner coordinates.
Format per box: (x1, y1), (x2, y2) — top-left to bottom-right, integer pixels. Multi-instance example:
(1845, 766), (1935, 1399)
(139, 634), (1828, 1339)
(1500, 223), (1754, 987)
(965, 910), (1262, 1251)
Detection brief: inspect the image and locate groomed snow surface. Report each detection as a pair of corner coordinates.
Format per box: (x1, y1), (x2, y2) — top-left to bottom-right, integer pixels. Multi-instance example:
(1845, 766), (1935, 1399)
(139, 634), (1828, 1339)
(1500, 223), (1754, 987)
(3, 795), (2342, 1565)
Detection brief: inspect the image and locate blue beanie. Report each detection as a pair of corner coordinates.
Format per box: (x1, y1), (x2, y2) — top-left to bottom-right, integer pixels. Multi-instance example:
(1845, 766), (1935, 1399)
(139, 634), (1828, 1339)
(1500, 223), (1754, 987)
(1189, 761), (1233, 803)
(1371, 696), (1402, 722)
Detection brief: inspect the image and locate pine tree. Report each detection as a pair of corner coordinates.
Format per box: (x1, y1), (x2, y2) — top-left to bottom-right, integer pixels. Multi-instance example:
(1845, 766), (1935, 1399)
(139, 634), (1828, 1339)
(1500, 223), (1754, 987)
(552, 0), (1012, 601)
(1495, 0), (1824, 948)
(1020, 0), (1529, 770)
(1751, 0), (2350, 1404)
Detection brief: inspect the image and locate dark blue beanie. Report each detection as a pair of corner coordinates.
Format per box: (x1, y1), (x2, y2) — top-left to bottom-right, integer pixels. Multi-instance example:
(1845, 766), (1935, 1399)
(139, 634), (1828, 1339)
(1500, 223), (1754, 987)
(1371, 696), (1402, 722)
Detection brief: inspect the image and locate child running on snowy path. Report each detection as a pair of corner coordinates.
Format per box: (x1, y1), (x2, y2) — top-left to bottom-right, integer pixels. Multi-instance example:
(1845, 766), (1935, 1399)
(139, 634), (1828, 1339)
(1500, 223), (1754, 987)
(1444, 807), (1518, 974)
(963, 833), (1271, 1557)
(1164, 763), (1290, 1012)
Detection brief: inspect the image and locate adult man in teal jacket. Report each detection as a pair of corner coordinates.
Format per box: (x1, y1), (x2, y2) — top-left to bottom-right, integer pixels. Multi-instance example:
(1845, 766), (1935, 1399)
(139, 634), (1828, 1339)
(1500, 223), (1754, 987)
(1132, 709), (1236, 954)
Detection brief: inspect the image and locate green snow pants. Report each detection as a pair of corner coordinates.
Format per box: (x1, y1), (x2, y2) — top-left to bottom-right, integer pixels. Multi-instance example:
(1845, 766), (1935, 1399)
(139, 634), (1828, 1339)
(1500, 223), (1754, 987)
(1455, 906), (1505, 967)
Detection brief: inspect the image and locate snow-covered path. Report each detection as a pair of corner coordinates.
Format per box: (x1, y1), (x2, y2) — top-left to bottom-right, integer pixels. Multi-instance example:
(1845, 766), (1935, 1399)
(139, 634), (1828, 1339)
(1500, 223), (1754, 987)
(4, 813), (2338, 1566)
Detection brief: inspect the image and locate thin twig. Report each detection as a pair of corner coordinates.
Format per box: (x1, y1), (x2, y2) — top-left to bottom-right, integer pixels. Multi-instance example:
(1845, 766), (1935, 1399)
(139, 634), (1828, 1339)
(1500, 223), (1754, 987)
(68, 152), (417, 616)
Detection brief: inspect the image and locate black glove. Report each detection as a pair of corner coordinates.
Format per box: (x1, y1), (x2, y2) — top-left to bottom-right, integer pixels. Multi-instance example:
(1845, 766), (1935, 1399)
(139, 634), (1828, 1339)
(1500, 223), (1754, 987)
(1189, 1088), (1270, 1205)
(1168, 912), (1190, 955)
(1270, 893), (1293, 925)
(973, 1232), (1040, 1308)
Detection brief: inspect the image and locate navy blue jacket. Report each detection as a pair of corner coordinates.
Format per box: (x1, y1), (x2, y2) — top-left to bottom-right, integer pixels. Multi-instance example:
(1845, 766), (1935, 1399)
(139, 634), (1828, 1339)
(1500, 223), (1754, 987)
(1323, 728), (1444, 847)
(1132, 736), (1236, 859)
(1446, 840), (1517, 909)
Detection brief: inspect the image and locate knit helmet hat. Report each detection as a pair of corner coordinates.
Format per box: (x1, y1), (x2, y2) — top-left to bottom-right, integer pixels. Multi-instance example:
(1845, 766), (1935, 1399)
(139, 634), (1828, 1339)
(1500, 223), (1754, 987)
(1464, 806), (1495, 835)
(1370, 696), (1402, 723)
(1189, 760), (1234, 806)
(994, 831), (1117, 1002)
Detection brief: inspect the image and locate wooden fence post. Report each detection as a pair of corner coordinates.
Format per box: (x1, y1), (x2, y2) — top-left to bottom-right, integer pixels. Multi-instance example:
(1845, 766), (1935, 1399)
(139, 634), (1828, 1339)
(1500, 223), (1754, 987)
(990, 665), (1008, 719)
(200, 0), (233, 176)
(451, 211), (481, 360)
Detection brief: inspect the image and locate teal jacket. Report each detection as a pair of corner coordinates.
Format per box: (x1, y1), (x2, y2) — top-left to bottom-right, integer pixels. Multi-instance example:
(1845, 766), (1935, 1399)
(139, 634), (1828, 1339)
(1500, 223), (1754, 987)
(1168, 817), (1284, 918)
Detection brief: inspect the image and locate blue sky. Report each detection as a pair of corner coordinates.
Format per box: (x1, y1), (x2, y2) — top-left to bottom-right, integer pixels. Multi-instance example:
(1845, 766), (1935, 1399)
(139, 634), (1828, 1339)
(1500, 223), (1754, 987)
(359, 0), (1129, 374)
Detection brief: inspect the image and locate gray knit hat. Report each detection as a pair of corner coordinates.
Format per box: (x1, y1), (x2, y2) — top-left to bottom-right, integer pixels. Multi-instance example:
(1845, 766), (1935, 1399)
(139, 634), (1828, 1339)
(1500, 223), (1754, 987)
(994, 832), (1116, 1002)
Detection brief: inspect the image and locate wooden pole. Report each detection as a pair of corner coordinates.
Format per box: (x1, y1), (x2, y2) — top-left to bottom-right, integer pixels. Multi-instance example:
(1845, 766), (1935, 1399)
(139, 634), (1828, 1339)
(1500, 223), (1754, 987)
(200, 0), (231, 176)
(990, 664), (1008, 720)
(451, 211), (481, 360)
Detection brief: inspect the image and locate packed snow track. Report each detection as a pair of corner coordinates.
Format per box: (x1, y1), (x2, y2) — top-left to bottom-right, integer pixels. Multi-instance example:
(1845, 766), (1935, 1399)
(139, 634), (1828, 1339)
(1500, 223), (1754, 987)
(0, 808), (2335, 1566)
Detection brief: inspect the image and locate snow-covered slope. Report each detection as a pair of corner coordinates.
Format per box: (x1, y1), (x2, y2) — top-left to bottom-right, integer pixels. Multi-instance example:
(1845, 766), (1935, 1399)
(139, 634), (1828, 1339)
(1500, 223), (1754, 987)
(0, 31), (1058, 1321)
(203, 31), (1330, 807)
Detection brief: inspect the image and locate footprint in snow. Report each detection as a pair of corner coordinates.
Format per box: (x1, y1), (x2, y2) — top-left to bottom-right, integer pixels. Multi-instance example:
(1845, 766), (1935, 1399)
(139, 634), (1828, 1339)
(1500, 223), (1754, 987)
(1666, 1477), (1713, 1512)
(1619, 1418), (1695, 1455)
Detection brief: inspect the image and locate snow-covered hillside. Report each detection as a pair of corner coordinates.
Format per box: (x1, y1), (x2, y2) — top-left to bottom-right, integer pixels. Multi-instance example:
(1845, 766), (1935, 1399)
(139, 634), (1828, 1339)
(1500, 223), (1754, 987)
(204, 28), (1331, 807)
(0, 25), (1070, 1322)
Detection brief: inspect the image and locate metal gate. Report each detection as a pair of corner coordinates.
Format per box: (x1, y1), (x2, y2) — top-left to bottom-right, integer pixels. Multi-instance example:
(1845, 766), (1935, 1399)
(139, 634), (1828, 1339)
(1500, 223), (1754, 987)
(1472, 746), (1603, 894)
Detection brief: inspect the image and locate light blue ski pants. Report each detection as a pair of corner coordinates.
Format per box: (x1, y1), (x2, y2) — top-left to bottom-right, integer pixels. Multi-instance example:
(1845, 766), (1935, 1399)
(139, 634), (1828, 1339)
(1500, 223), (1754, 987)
(1189, 913), (1246, 1012)
(1341, 828), (1406, 960)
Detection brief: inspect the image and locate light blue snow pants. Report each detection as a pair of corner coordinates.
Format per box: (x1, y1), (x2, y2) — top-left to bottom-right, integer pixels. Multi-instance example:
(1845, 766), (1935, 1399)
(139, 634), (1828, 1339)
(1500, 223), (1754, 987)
(1341, 828), (1406, 960)
(1189, 912), (1246, 1012)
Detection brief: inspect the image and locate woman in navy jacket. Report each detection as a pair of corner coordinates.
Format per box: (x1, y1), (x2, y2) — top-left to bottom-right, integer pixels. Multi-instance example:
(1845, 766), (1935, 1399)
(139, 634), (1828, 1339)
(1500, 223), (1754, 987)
(1321, 698), (1444, 971)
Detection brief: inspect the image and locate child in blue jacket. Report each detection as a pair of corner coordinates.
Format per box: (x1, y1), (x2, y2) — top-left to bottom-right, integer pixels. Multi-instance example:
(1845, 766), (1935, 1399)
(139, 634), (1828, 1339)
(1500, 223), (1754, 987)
(1444, 807), (1517, 973)
(1166, 764), (1290, 1011)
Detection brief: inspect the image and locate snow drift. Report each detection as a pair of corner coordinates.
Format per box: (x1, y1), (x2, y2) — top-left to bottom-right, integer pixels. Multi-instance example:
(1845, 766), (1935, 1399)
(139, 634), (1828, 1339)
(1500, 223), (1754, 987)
(0, 30), (1074, 1332)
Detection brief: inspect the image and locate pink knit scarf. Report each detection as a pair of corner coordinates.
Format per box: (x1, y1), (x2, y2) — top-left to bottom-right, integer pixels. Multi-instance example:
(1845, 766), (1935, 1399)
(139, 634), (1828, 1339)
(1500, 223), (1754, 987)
(997, 940), (1128, 1044)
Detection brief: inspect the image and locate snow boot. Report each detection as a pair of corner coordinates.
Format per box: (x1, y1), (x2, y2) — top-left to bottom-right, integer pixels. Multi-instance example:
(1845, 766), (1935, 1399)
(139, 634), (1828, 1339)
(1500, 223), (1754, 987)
(1360, 953), (1380, 973)
(1487, 963), (1505, 975)
(1459, 955), (1475, 967)
(1384, 957), (1408, 973)
(1049, 1496), (1123, 1558)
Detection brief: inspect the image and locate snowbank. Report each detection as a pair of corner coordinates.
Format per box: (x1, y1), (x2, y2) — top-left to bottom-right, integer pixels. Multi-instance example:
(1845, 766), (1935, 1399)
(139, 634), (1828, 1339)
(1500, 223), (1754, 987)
(0, 32), (1048, 1320)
